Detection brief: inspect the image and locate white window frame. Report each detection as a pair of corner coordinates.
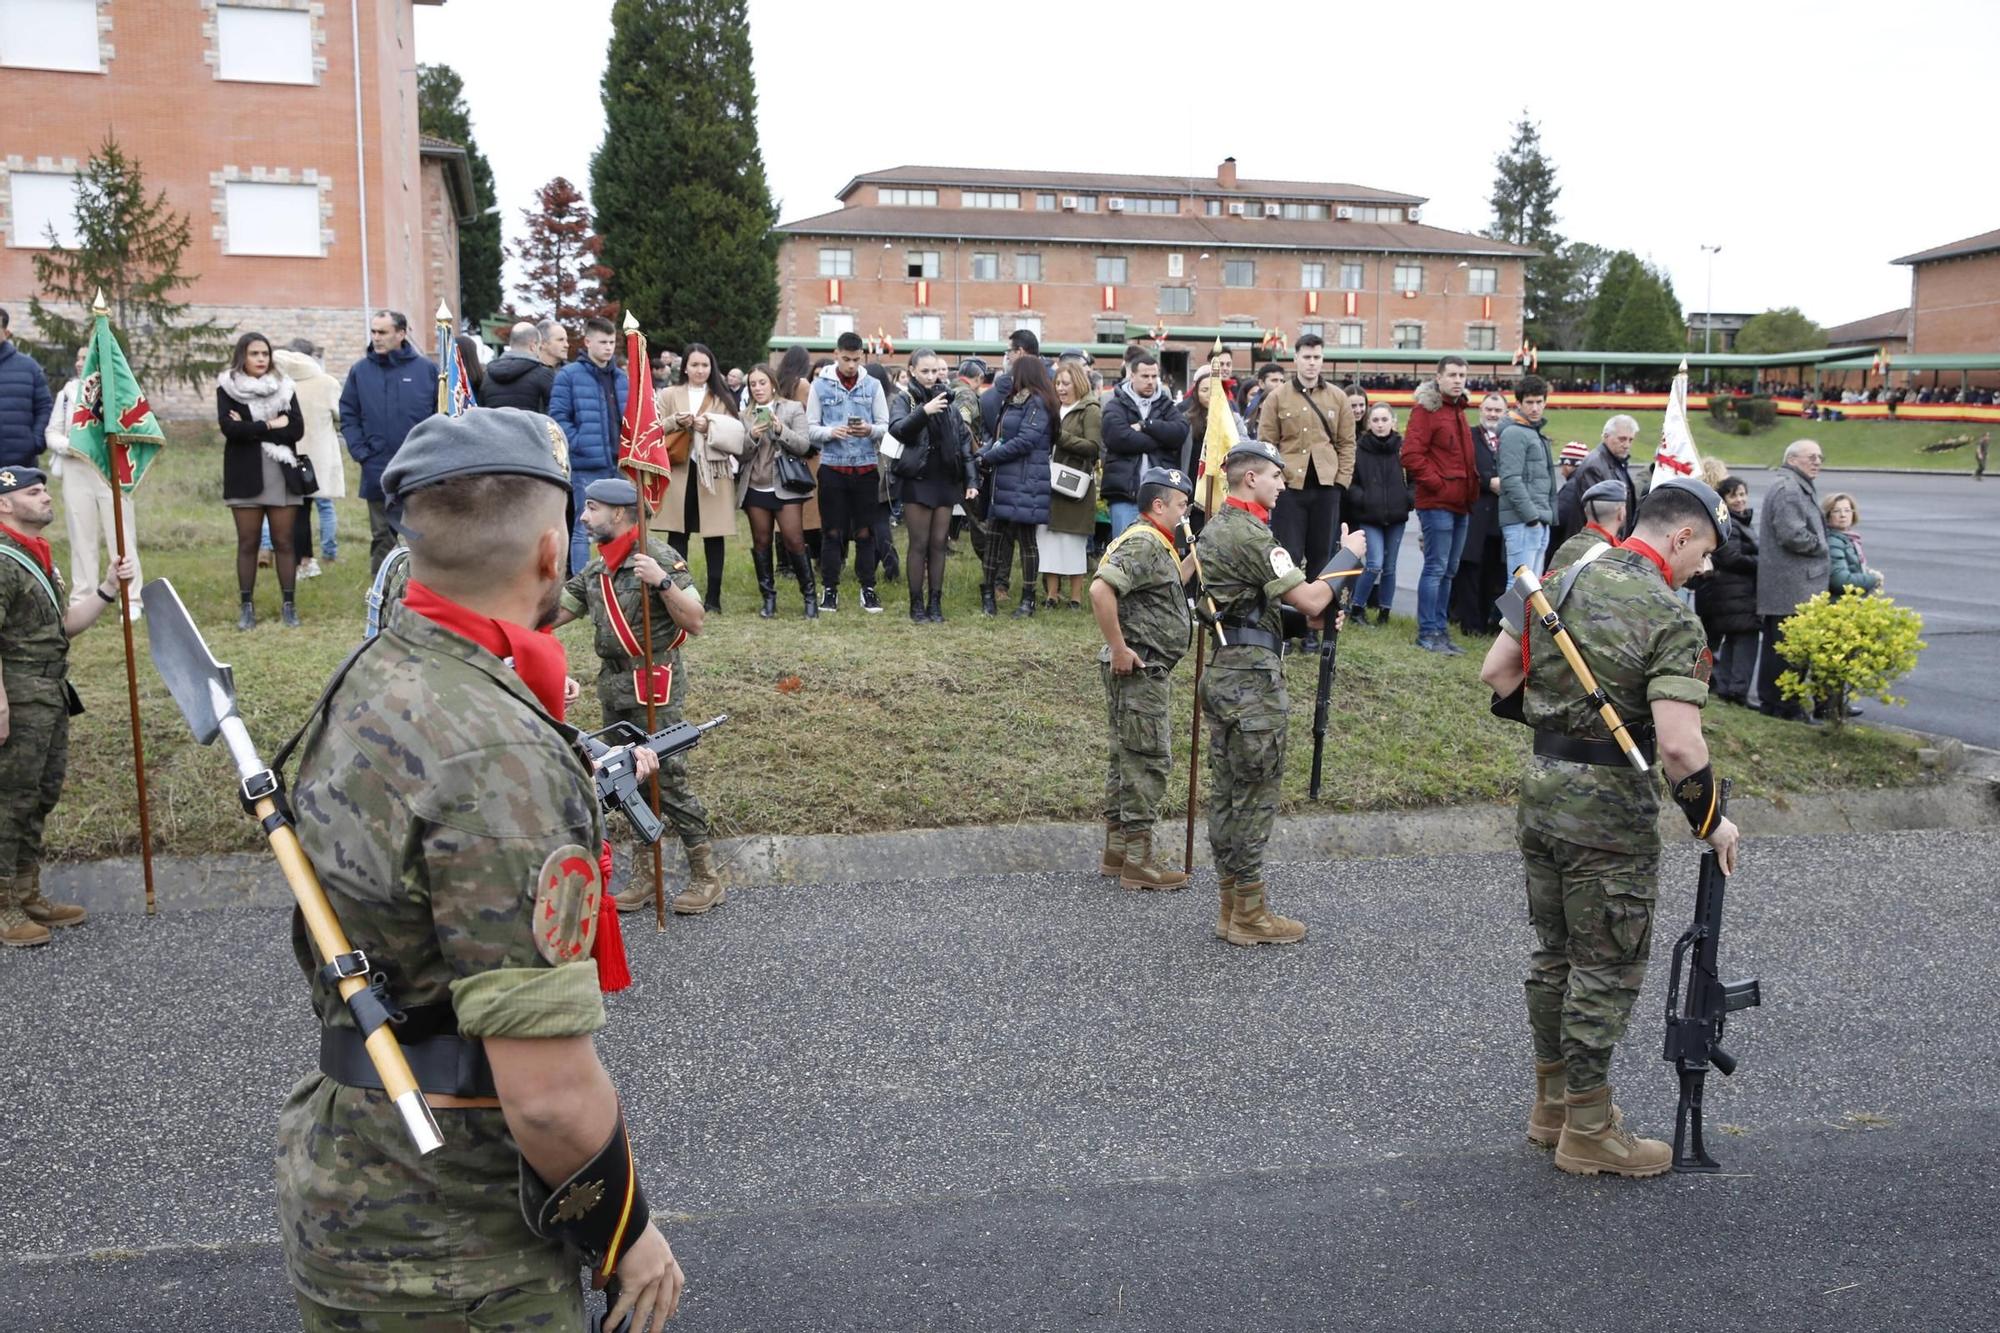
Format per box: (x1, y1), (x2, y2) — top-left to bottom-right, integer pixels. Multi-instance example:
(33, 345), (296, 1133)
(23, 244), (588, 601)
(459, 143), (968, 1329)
(1095, 256), (1127, 285)
(1465, 325), (1498, 351)
(1299, 321), (1325, 341)
(1338, 262), (1365, 290)
(0, 0), (101, 72)
(1393, 263), (1424, 292)
(1467, 266), (1498, 295)
(962, 190), (1020, 210)
(905, 314), (942, 342)
(5, 170), (82, 248)
(1223, 260), (1256, 288)
(905, 250), (940, 279)
(818, 247), (852, 277)
(1014, 252), (1042, 282)
(223, 180), (323, 256)
(1012, 316), (1042, 339)
(1392, 322), (1425, 350)
(878, 187), (937, 206)
(971, 316), (1000, 341)
(1158, 286), (1193, 315)
(214, 3), (315, 85)
(1336, 322), (1365, 348)
(819, 313), (855, 338)
(1300, 262), (1326, 289)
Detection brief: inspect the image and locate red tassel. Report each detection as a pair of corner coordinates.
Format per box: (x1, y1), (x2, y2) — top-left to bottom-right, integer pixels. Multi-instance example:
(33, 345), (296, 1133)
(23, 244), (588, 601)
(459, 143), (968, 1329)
(593, 839), (632, 993)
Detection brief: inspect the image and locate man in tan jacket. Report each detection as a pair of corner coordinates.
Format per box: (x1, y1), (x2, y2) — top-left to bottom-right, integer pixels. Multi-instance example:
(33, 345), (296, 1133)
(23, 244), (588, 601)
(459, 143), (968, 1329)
(1254, 333), (1355, 601)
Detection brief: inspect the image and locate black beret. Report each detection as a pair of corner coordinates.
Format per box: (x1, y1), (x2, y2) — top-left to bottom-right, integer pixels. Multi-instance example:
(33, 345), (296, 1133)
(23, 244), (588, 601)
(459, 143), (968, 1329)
(1141, 465), (1193, 497)
(1582, 479), (1628, 506)
(1222, 439), (1283, 470)
(1647, 476), (1729, 543)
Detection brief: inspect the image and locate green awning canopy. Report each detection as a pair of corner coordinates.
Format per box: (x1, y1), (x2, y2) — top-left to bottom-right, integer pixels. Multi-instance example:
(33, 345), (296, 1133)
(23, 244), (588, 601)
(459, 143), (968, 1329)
(1816, 353), (2000, 372)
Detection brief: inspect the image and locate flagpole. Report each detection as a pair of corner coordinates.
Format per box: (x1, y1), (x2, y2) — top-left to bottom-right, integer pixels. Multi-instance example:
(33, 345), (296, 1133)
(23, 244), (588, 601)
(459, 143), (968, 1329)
(1183, 337), (1226, 874)
(105, 434), (156, 913)
(622, 312), (667, 929)
(435, 302), (453, 416)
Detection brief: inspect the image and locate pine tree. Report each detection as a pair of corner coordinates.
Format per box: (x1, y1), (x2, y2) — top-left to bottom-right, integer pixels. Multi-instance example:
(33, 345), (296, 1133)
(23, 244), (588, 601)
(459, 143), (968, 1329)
(1485, 114), (1567, 347)
(1735, 307), (1827, 356)
(1585, 252), (1645, 351)
(418, 64), (503, 326)
(592, 0), (778, 370)
(510, 176), (617, 328)
(26, 135), (230, 391)
(1606, 275), (1678, 355)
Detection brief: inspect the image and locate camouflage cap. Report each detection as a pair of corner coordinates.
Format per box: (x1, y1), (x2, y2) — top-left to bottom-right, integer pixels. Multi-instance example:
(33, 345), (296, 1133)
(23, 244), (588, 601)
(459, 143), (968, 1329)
(0, 466), (48, 494)
(1646, 475), (1729, 542)
(584, 476), (638, 507)
(381, 407), (574, 510)
(1141, 465), (1193, 497)
(1222, 438), (1283, 470)
(1582, 479), (1628, 505)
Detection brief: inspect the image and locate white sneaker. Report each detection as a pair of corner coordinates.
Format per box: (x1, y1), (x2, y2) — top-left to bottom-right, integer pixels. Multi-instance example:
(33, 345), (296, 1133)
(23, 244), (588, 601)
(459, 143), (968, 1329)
(299, 558), (323, 579)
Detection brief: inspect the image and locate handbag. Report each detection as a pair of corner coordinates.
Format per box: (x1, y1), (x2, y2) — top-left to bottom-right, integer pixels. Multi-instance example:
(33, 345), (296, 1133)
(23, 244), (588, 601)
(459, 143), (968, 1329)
(774, 447), (816, 495)
(283, 452), (319, 497)
(1050, 459), (1091, 500)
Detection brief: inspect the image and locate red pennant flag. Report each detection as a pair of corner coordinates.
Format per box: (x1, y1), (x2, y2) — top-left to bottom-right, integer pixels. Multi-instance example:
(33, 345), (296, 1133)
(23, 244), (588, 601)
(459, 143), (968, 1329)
(1481, 295), (1492, 320)
(1101, 285), (1117, 311)
(827, 277), (843, 305)
(1343, 291), (1358, 317)
(1019, 283), (1032, 309)
(915, 279), (930, 307)
(619, 320), (670, 512)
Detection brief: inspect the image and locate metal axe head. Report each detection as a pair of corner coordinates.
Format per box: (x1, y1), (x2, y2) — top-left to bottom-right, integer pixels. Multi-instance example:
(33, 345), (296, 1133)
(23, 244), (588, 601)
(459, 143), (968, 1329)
(140, 579), (237, 745)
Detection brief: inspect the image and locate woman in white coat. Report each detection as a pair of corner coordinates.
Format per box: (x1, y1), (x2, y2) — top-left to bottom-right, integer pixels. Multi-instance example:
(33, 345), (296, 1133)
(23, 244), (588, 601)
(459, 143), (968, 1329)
(655, 342), (745, 611)
(273, 340), (346, 575)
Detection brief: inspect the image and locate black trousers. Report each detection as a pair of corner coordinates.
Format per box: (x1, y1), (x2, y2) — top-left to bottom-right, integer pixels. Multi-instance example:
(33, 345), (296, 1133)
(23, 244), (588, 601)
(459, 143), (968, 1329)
(1452, 535), (1505, 633)
(1756, 614), (1807, 719)
(818, 466), (882, 592)
(1271, 479), (1343, 578)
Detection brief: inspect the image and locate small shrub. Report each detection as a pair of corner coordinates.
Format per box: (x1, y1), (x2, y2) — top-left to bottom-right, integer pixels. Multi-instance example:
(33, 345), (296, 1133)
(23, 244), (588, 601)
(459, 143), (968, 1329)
(1776, 590), (1926, 729)
(1735, 419), (1754, 435)
(1708, 395), (1736, 425)
(1738, 396), (1778, 430)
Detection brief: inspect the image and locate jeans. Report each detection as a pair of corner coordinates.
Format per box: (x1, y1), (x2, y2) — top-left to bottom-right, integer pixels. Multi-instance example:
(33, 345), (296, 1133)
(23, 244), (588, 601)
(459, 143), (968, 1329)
(1107, 499), (1139, 539)
(1353, 522), (1406, 613)
(1501, 522), (1549, 596)
(1414, 509), (1469, 637)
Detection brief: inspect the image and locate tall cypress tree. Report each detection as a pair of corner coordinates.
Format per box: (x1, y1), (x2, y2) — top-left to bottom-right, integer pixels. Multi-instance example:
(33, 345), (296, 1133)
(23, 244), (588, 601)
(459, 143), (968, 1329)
(592, 0), (778, 370)
(1484, 114), (1567, 348)
(418, 64), (503, 326)
(1585, 251), (1644, 351)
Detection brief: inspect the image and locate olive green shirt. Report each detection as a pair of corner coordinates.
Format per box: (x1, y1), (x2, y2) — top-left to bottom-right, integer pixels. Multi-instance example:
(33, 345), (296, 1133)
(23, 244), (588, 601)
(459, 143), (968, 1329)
(562, 536), (697, 715)
(1196, 501), (1305, 660)
(1093, 520), (1190, 671)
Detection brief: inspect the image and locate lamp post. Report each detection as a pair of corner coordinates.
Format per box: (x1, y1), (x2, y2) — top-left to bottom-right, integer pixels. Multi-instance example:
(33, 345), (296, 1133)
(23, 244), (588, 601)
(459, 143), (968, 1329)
(1700, 243), (1723, 385)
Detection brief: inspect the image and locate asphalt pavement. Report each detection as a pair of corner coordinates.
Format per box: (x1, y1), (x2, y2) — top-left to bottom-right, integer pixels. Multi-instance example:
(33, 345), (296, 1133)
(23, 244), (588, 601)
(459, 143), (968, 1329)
(1391, 466), (1998, 749)
(2, 830), (1995, 1331)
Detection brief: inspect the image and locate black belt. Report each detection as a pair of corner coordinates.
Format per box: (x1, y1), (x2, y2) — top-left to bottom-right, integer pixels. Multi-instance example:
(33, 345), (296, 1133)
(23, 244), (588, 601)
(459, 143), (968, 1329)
(318, 1002), (496, 1098)
(1214, 625), (1283, 653)
(1533, 729), (1658, 768)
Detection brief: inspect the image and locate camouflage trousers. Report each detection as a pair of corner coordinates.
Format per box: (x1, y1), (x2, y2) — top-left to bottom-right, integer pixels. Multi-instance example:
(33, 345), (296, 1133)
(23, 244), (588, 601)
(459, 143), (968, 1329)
(1101, 662), (1173, 829)
(1202, 655), (1288, 883)
(0, 692), (67, 885)
(1519, 825), (1660, 1092)
(294, 1283), (582, 1332)
(604, 699), (711, 861)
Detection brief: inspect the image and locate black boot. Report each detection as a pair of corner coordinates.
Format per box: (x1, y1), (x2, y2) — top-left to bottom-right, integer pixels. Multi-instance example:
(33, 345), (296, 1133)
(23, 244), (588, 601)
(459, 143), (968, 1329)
(790, 551), (819, 619)
(236, 595), (255, 631)
(980, 584), (998, 616)
(280, 596), (300, 629)
(1011, 590), (1037, 618)
(910, 589), (926, 623)
(927, 590), (944, 623)
(754, 549), (777, 619)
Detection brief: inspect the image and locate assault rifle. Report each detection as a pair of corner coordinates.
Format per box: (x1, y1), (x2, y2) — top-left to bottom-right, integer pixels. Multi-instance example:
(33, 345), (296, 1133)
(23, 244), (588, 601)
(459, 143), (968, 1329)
(1661, 780), (1762, 1172)
(1307, 572), (1354, 800)
(578, 715), (728, 844)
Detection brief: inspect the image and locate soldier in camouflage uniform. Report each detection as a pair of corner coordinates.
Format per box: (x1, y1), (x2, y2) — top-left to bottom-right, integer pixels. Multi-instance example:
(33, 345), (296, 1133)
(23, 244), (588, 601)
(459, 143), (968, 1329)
(1091, 464), (1196, 890)
(553, 476), (722, 915)
(283, 409), (684, 1331)
(1481, 476), (1743, 1179)
(1197, 440), (1366, 945)
(1544, 478), (1627, 572)
(0, 466), (134, 948)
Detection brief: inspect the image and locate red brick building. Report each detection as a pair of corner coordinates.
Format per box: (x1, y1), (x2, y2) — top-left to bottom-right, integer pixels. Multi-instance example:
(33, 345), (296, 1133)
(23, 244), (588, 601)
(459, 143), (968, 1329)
(1893, 228), (2000, 361)
(0, 0), (466, 412)
(774, 160), (1534, 383)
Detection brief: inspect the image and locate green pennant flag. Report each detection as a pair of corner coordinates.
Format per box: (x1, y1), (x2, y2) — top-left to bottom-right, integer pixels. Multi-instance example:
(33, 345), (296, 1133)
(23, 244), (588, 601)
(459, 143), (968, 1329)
(67, 308), (167, 493)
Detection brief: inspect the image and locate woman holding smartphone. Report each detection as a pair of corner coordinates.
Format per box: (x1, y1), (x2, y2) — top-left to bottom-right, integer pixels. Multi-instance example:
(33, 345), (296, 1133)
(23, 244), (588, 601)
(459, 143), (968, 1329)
(736, 365), (818, 618)
(658, 343), (745, 611)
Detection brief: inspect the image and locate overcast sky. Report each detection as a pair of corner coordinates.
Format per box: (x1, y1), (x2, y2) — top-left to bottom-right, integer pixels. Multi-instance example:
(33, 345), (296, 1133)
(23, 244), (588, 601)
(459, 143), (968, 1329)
(419, 0), (1998, 330)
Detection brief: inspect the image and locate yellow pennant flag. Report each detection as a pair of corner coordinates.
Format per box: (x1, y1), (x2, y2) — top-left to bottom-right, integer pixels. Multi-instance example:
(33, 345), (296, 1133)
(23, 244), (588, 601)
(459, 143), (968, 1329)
(1198, 360), (1237, 510)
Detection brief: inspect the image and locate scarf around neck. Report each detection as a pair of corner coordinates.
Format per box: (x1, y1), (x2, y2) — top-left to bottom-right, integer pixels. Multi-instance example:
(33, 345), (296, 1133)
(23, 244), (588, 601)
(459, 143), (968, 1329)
(399, 580), (570, 722)
(219, 366), (295, 422)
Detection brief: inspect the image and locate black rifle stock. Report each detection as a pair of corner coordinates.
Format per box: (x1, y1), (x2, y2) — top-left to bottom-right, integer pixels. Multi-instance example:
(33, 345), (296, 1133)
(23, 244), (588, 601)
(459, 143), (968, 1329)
(1661, 780), (1762, 1172)
(578, 714), (728, 844)
(1307, 580), (1352, 800)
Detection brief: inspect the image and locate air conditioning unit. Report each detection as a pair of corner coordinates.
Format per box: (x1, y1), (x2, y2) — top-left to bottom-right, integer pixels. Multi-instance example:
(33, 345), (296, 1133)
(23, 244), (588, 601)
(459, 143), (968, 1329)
(1407, 207), (1422, 222)
(1227, 201), (1246, 216)
(1107, 197), (1126, 211)
(1335, 206), (1354, 220)
(1061, 195), (1079, 210)
(1263, 202), (1282, 217)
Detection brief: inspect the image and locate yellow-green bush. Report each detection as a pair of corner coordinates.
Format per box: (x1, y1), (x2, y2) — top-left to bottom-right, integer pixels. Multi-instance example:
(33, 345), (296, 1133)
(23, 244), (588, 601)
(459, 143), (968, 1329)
(1776, 590), (1926, 727)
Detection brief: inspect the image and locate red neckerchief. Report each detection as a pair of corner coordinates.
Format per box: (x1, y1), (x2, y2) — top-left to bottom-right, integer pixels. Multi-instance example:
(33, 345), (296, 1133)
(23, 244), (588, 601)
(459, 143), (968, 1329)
(399, 580), (570, 722)
(1225, 495), (1270, 523)
(1620, 536), (1675, 588)
(599, 524), (640, 576)
(837, 369), (860, 390)
(0, 523), (53, 576)
(1144, 515), (1179, 545)
(1584, 523), (1622, 547)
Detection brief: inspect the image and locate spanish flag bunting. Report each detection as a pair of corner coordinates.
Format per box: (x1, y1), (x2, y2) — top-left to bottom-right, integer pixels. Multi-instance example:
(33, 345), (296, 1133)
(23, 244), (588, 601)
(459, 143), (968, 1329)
(1305, 290), (1319, 315)
(1343, 291), (1358, 317)
(827, 277), (843, 304)
(914, 279), (929, 307)
(1018, 283), (1032, 309)
(1101, 285), (1117, 311)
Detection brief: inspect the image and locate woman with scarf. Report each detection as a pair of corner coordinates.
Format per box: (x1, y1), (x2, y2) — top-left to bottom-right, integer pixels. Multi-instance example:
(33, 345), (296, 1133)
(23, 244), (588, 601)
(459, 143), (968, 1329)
(217, 332), (306, 629)
(657, 343), (746, 612)
(736, 365), (818, 619)
(979, 354), (1059, 618)
(1038, 360), (1101, 610)
(1347, 403), (1414, 626)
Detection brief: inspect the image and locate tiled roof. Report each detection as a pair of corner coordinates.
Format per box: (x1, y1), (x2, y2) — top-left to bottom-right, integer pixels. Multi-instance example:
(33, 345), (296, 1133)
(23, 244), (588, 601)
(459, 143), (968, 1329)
(842, 164), (1424, 206)
(1825, 307), (1911, 344)
(1892, 228), (2000, 265)
(778, 205), (1536, 259)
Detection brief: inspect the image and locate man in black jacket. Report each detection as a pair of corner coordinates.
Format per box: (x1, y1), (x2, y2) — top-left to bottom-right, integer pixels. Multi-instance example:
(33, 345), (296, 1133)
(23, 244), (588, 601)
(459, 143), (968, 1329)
(479, 322), (556, 414)
(1553, 414), (1639, 547)
(1099, 352), (1187, 536)
(978, 328), (1041, 440)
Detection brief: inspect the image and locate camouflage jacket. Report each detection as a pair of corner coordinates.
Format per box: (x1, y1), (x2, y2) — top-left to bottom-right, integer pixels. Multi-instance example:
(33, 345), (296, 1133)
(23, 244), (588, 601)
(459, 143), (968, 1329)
(562, 536), (696, 713)
(1094, 519), (1190, 672)
(1520, 545), (1711, 854)
(282, 602), (608, 1309)
(1197, 500), (1305, 659)
(0, 528), (70, 689)
(1545, 526), (1618, 575)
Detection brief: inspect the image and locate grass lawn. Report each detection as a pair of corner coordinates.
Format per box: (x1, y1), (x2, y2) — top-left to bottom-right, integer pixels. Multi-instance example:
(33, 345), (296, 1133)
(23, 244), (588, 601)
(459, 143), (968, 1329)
(1536, 409), (1978, 473)
(44, 421), (1926, 861)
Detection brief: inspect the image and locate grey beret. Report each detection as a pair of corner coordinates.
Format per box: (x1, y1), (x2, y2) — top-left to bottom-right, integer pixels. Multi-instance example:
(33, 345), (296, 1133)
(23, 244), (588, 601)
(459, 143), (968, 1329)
(0, 466), (48, 494)
(585, 476), (639, 507)
(1582, 479), (1628, 506)
(1141, 465), (1193, 497)
(1645, 476), (1729, 542)
(380, 407), (574, 508)
(1222, 439), (1284, 470)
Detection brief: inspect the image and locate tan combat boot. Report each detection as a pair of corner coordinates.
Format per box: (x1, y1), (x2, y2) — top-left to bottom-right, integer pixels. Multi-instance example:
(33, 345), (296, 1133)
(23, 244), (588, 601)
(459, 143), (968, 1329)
(672, 841), (727, 915)
(1527, 1060), (1566, 1148)
(610, 846), (654, 914)
(1225, 880), (1307, 946)
(1554, 1084), (1672, 1178)
(19, 867), (87, 929)
(1099, 821), (1126, 877)
(1119, 827), (1189, 891)
(0, 878), (53, 949)
(1215, 874), (1236, 940)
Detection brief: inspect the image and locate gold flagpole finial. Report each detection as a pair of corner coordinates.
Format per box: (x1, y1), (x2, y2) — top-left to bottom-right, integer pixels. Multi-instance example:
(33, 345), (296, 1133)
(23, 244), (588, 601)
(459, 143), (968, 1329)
(622, 310), (640, 333)
(91, 288), (109, 316)
(435, 301), (452, 325)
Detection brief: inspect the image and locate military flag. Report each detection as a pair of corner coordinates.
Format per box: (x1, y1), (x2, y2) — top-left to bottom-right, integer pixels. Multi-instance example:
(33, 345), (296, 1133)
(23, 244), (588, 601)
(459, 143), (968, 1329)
(67, 293), (166, 493)
(435, 303), (477, 417)
(1651, 359), (1702, 488)
(618, 312), (670, 511)
(1197, 338), (1238, 512)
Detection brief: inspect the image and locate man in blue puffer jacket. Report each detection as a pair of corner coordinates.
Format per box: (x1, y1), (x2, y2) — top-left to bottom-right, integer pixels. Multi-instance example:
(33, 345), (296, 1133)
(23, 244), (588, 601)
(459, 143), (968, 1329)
(0, 309), (54, 471)
(340, 309), (439, 574)
(549, 316), (629, 574)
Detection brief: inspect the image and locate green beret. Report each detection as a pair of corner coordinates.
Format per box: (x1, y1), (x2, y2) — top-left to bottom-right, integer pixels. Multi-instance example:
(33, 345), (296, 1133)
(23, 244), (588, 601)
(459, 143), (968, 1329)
(0, 466), (48, 494)
(585, 476), (639, 507)
(381, 408), (574, 509)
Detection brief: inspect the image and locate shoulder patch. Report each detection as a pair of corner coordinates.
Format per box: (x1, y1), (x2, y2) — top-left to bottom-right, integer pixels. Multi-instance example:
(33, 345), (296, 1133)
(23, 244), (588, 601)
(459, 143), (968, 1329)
(1693, 645), (1714, 684)
(533, 845), (601, 966)
(1269, 546), (1297, 578)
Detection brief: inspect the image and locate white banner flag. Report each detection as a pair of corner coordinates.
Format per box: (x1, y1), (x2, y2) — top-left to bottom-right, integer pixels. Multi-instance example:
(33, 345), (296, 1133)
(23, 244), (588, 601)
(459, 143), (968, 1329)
(1651, 360), (1702, 489)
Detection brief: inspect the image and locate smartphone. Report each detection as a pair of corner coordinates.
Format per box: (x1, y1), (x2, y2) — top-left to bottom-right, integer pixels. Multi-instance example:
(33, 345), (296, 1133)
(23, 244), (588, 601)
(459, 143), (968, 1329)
(846, 415), (864, 431)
